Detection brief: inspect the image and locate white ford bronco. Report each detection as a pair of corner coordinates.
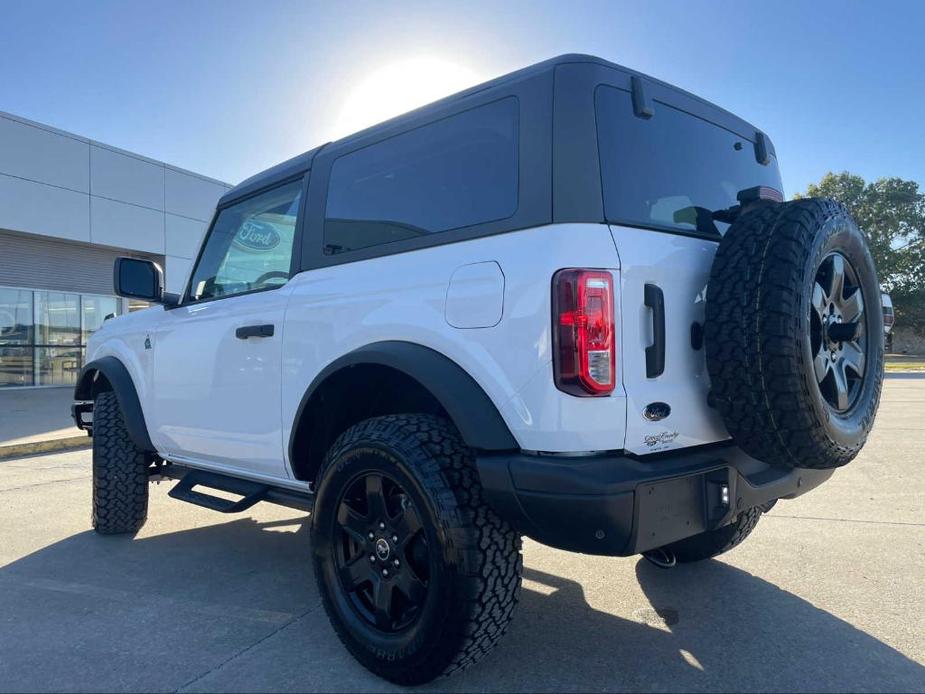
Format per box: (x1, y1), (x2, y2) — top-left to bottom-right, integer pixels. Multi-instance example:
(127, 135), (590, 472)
(72, 55), (883, 684)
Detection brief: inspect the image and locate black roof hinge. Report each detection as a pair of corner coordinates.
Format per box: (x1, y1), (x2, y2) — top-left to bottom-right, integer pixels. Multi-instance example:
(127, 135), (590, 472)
(631, 76), (654, 119)
(754, 130), (771, 165)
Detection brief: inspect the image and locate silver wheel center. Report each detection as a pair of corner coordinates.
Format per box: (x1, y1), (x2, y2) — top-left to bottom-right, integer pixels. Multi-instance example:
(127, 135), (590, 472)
(375, 538), (391, 561)
(826, 312), (841, 353)
(810, 252), (867, 413)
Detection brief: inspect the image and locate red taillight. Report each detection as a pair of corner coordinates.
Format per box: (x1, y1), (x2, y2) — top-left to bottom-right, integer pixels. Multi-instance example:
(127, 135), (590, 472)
(552, 269), (616, 396)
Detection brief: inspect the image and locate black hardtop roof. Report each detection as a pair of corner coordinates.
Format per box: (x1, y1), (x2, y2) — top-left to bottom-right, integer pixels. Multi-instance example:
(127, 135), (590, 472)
(220, 54), (768, 206)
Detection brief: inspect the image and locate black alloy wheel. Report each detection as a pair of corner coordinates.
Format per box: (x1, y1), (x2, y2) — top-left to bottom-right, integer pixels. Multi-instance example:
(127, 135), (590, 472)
(333, 471), (430, 633)
(311, 414), (522, 685)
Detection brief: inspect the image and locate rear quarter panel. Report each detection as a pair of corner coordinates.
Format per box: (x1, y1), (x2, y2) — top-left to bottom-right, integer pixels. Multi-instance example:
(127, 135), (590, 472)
(281, 223), (627, 462)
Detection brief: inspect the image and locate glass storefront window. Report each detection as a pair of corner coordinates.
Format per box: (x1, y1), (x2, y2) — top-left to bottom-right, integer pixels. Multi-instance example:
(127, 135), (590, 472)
(0, 287), (122, 387)
(0, 346), (32, 387)
(36, 346), (83, 386)
(35, 291), (81, 346)
(0, 288), (34, 345)
(81, 296), (119, 343)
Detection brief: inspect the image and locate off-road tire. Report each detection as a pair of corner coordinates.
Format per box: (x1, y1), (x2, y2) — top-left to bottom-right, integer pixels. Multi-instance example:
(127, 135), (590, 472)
(705, 198), (883, 469)
(311, 414), (522, 685)
(92, 391), (149, 534)
(663, 506), (763, 563)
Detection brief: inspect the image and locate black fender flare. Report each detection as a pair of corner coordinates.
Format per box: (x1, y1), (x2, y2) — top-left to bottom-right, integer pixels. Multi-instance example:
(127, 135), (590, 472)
(288, 341), (519, 463)
(74, 356), (155, 453)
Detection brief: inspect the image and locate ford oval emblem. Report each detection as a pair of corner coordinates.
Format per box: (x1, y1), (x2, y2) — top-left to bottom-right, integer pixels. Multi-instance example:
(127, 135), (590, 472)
(233, 220), (281, 251)
(644, 402), (671, 421)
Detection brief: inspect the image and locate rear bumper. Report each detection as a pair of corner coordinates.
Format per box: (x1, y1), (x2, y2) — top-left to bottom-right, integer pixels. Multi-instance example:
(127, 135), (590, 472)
(476, 444), (834, 556)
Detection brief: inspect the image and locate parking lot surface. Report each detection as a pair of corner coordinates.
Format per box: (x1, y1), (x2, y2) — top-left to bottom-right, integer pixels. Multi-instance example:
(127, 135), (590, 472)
(1, 377), (923, 693)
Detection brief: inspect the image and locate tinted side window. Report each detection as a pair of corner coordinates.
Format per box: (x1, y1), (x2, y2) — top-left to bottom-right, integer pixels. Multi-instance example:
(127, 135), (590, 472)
(324, 97), (518, 254)
(595, 86), (783, 236)
(188, 180), (302, 301)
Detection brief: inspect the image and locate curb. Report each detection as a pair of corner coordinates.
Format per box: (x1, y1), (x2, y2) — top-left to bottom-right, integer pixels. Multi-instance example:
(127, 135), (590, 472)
(0, 435), (92, 460)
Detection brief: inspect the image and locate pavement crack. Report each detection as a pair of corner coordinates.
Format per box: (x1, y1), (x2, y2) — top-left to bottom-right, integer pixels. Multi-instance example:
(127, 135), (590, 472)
(767, 514), (924, 527)
(174, 600), (323, 693)
(0, 476), (89, 493)
(0, 575), (299, 626)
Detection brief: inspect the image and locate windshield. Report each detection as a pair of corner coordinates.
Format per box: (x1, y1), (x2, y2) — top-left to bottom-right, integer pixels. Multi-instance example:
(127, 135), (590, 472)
(595, 85), (783, 236)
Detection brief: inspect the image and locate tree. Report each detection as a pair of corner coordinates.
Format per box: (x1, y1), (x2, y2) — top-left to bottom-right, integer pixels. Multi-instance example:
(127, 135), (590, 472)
(796, 172), (925, 333)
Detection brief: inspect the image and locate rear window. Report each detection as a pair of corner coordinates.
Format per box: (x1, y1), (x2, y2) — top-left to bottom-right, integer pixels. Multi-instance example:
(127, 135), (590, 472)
(595, 85), (783, 236)
(324, 97), (518, 255)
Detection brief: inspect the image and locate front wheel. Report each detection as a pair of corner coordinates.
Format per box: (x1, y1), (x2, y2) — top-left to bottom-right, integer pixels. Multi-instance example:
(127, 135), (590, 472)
(92, 391), (150, 534)
(311, 414), (522, 685)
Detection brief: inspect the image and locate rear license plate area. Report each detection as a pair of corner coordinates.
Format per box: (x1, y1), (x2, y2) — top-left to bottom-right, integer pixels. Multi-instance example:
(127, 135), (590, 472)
(634, 474), (710, 552)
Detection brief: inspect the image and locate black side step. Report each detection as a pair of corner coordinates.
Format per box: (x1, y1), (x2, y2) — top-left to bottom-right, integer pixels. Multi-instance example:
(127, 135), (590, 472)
(159, 465), (314, 513)
(168, 470), (269, 513)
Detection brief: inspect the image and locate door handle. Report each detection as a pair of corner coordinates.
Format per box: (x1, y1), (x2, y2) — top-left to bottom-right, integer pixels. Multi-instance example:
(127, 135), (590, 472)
(235, 324), (275, 339)
(644, 284), (665, 378)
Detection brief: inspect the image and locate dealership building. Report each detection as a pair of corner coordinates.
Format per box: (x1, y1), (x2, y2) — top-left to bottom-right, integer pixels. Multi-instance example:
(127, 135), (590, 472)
(0, 110), (230, 388)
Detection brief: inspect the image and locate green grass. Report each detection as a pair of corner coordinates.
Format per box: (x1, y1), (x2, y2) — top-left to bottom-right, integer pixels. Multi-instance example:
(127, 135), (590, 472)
(885, 358), (925, 372)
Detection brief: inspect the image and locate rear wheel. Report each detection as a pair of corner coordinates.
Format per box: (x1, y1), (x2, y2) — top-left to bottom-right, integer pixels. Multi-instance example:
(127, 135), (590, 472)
(311, 414), (522, 685)
(92, 391), (150, 534)
(662, 507), (763, 563)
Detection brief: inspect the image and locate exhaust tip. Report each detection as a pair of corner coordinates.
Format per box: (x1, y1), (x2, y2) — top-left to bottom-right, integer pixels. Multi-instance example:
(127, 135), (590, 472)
(642, 547), (677, 569)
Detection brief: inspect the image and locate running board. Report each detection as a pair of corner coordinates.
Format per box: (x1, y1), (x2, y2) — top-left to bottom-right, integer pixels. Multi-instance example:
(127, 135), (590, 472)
(164, 467), (314, 514)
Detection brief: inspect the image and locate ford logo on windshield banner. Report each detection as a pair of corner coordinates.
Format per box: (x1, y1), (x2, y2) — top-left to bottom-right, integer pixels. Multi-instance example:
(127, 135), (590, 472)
(233, 220), (281, 251)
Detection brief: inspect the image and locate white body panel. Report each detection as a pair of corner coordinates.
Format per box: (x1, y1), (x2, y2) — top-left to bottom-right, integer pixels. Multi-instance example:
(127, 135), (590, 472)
(147, 290), (291, 477)
(610, 224), (729, 454)
(87, 219), (731, 484)
(280, 223), (626, 463)
(444, 261), (505, 328)
(85, 307), (161, 431)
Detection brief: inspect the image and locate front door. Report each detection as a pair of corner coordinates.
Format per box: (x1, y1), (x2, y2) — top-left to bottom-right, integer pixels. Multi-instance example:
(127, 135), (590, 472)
(149, 178), (304, 478)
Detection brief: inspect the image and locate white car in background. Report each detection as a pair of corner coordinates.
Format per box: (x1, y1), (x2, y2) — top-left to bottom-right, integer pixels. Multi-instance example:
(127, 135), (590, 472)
(882, 292), (895, 351)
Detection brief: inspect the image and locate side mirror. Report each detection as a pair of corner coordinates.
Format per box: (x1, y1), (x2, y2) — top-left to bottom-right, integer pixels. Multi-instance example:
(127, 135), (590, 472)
(113, 257), (174, 304)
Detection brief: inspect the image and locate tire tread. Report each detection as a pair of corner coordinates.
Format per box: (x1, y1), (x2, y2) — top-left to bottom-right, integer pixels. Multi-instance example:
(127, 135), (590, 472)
(92, 391), (149, 534)
(705, 198), (883, 469)
(666, 506), (763, 563)
(315, 414), (522, 684)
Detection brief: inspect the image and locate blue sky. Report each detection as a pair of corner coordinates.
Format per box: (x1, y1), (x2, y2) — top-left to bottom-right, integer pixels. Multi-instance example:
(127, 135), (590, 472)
(3, 0), (923, 196)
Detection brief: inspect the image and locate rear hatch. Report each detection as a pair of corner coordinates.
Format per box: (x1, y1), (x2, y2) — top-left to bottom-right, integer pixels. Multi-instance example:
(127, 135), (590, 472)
(612, 224), (727, 454)
(593, 83), (784, 455)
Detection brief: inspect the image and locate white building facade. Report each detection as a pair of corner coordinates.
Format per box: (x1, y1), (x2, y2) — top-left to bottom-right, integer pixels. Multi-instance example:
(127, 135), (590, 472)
(0, 111), (230, 388)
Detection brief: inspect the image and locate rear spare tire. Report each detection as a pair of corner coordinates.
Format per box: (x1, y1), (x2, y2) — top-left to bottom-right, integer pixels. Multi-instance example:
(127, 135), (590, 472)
(705, 198), (883, 470)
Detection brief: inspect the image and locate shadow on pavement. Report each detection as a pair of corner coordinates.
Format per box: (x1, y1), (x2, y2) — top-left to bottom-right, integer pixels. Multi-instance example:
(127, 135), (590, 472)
(1, 516), (922, 692)
(473, 564), (925, 692)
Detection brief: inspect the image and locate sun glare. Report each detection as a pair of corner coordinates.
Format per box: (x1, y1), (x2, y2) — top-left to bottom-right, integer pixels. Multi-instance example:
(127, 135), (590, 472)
(334, 57), (483, 138)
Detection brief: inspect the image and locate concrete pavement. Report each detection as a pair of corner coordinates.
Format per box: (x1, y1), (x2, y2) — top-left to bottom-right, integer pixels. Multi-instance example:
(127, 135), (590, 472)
(0, 386), (88, 458)
(0, 376), (923, 692)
